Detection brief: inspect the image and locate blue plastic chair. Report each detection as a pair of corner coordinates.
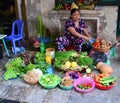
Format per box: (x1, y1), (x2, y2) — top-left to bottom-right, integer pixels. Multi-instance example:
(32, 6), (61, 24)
(5, 20), (24, 55)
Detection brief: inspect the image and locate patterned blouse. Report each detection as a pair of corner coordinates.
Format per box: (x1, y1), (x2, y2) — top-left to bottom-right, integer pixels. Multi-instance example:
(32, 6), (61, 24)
(64, 18), (86, 37)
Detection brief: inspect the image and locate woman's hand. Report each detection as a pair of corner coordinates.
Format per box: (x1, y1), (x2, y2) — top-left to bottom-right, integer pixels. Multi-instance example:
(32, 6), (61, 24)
(83, 36), (91, 41)
(68, 27), (92, 42)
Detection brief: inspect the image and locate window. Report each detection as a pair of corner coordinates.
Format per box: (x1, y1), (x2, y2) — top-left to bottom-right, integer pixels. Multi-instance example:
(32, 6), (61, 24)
(98, 0), (119, 6)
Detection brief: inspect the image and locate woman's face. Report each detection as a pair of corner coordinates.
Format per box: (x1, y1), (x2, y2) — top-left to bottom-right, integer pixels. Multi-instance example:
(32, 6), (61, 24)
(71, 11), (80, 22)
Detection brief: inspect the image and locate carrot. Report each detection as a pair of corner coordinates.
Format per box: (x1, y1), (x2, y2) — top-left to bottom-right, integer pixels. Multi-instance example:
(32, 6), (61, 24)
(95, 78), (99, 83)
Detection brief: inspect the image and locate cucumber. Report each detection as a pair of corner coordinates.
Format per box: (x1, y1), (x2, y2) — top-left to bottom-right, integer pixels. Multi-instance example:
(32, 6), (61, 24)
(100, 78), (117, 84)
(100, 75), (114, 81)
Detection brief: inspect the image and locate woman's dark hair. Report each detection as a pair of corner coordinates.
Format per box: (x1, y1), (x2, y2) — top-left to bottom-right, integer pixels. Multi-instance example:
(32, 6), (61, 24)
(70, 8), (80, 15)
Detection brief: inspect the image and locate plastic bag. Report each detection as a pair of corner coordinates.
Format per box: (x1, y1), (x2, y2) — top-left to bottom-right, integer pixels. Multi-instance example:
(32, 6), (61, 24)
(90, 52), (107, 65)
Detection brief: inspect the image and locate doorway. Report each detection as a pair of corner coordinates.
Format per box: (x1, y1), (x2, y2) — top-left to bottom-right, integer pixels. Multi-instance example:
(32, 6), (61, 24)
(0, 0), (28, 39)
(0, 0), (18, 35)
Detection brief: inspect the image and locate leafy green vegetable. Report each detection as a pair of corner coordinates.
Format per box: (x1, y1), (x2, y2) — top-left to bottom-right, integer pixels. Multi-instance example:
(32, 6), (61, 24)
(77, 55), (93, 67)
(25, 63), (37, 72)
(54, 56), (69, 68)
(4, 67), (17, 80)
(40, 74), (60, 85)
(5, 57), (26, 76)
(5, 57), (23, 69)
(54, 51), (93, 70)
(34, 52), (45, 63)
(36, 62), (50, 74)
(80, 52), (88, 56)
(55, 50), (78, 58)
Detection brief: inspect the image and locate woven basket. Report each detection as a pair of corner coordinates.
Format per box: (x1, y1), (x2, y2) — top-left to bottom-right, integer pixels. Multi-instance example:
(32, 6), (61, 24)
(92, 43), (112, 52)
(23, 77), (38, 85)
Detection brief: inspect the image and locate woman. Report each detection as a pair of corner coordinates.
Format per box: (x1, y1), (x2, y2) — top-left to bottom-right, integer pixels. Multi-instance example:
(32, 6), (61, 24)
(56, 8), (93, 52)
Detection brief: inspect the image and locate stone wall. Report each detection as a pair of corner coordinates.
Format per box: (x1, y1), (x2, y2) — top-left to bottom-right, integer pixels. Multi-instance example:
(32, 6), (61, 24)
(102, 6), (118, 42)
(25, 0), (118, 42)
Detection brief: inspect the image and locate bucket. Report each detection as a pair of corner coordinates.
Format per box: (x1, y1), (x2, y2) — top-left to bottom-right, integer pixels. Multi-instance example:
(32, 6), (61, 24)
(45, 48), (55, 59)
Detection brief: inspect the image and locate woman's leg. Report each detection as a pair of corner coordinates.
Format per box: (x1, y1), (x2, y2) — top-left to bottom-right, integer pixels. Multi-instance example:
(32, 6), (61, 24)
(73, 38), (83, 52)
(56, 36), (69, 51)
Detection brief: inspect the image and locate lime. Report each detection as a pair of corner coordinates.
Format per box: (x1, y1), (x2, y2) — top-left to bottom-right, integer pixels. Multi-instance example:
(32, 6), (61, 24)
(86, 68), (91, 73)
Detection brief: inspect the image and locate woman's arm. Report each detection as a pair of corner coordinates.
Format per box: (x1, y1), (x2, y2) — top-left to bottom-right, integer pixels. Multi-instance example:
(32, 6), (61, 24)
(68, 27), (91, 41)
(83, 28), (91, 38)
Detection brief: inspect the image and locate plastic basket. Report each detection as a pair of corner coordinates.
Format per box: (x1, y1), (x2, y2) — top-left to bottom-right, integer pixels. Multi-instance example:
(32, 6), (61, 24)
(74, 78), (95, 93)
(95, 82), (116, 90)
(59, 83), (73, 90)
(39, 74), (60, 89)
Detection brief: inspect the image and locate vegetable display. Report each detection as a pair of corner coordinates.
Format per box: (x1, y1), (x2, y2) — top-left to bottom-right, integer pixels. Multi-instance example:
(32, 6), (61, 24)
(5, 57), (25, 76)
(36, 62), (50, 74)
(92, 39), (111, 48)
(77, 83), (92, 90)
(54, 51), (93, 71)
(39, 74), (60, 86)
(65, 71), (82, 79)
(60, 76), (73, 86)
(5, 57), (23, 69)
(34, 52), (45, 64)
(18, 51), (35, 65)
(77, 52), (93, 67)
(94, 75), (117, 86)
(23, 69), (43, 85)
(3, 46), (117, 92)
(25, 63), (37, 72)
(92, 39), (112, 52)
(4, 67), (17, 80)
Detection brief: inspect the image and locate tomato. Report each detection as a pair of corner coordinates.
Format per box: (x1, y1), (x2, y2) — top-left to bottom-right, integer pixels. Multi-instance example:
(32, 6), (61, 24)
(93, 41), (100, 47)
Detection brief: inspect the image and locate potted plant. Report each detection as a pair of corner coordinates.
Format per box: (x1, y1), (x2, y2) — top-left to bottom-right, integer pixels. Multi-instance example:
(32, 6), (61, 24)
(34, 15), (50, 43)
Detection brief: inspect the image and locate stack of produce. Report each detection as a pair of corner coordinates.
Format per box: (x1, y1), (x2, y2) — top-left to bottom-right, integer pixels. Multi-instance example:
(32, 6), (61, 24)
(92, 39), (112, 52)
(39, 74), (60, 89)
(54, 51), (93, 71)
(77, 83), (92, 90)
(4, 57), (25, 80)
(34, 52), (51, 74)
(94, 74), (117, 90)
(65, 71), (82, 80)
(59, 76), (74, 90)
(60, 76), (74, 86)
(18, 51), (35, 65)
(23, 69), (43, 85)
